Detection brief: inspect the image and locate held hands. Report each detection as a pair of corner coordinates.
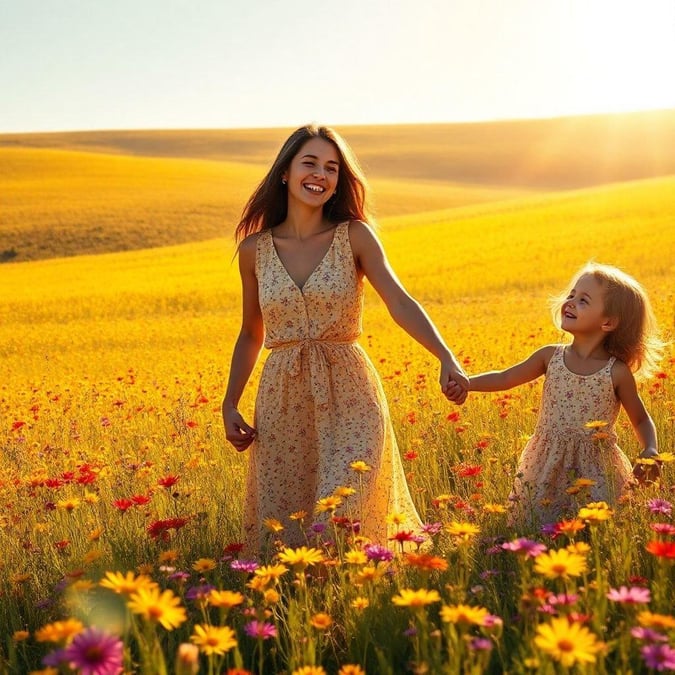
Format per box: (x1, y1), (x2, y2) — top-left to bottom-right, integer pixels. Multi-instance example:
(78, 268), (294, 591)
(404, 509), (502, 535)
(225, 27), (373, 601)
(224, 406), (257, 452)
(441, 361), (469, 405)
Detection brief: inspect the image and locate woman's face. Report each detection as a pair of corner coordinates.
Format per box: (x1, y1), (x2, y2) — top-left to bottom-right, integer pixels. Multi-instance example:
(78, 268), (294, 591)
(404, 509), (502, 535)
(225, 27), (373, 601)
(283, 137), (340, 208)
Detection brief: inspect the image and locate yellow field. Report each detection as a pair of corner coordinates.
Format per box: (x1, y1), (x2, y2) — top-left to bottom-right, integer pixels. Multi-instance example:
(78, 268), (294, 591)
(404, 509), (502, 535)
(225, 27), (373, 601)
(0, 119), (674, 672)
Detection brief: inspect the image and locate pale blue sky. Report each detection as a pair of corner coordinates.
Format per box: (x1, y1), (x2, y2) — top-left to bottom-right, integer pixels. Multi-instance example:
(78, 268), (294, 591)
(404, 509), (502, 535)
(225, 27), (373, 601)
(1, 0), (674, 133)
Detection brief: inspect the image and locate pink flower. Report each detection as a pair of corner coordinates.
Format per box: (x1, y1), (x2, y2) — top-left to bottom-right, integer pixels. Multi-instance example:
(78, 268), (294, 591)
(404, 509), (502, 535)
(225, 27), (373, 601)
(501, 538), (547, 558)
(607, 586), (651, 604)
(647, 499), (672, 516)
(244, 620), (277, 640)
(46, 627), (124, 675)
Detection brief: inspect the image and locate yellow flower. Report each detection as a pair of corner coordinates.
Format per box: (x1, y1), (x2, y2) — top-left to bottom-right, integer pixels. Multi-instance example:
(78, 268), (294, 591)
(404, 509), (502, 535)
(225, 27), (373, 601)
(56, 497), (81, 511)
(99, 570), (156, 595)
(534, 617), (602, 667)
(440, 604), (489, 626)
(208, 589), (245, 609)
(290, 510), (308, 521)
(334, 486), (356, 497)
(315, 496), (342, 513)
(88, 527), (104, 542)
(35, 618), (84, 643)
(654, 452), (674, 463)
(310, 612), (333, 630)
(483, 503), (507, 514)
(246, 576), (270, 593)
(264, 588), (280, 605)
(263, 517), (284, 533)
(255, 564), (288, 585)
(338, 666), (366, 675)
(292, 667), (328, 675)
(584, 420), (608, 429)
(566, 541), (591, 555)
(386, 511), (407, 525)
(534, 549), (587, 579)
(70, 579), (95, 592)
(83, 491), (99, 504)
(83, 549), (103, 565)
(578, 502), (613, 523)
(573, 478), (596, 488)
(278, 546), (325, 569)
(637, 611), (675, 630)
(445, 521), (481, 540)
(12, 630), (30, 641)
(350, 460), (372, 473)
(190, 624), (237, 655)
(158, 549), (179, 563)
(392, 588), (441, 608)
(354, 566), (383, 586)
(351, 596), (370, 610)
(344, 550), (368, 565)
(127, 586), (187, 630)
(192, 558), (217, 573)
(11, 573), (31, 584)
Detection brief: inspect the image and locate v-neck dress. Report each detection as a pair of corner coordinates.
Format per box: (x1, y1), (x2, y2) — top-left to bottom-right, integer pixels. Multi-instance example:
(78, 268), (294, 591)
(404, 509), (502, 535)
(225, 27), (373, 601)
(243, 221), (422, 552)
(508, 345), (634, 529)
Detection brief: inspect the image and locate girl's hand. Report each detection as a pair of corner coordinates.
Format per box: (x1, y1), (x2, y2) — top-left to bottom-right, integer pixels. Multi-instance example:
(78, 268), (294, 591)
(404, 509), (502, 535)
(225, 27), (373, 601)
(224, 407), (257, 452)
(633, 449), (661, 485)
(441, 361), (469, 405)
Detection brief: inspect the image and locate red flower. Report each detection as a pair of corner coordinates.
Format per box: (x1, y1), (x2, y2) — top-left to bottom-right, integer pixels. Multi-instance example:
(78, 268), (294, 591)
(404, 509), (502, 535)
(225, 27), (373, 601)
(113, 498), (134, 512)
(11, 421), (26, 431)
(54, 540), (70, 550)
(446, 412), (461, 423)
(45, 478), (64, 489)
(158, 475), (180, 489)
(185, 420), (199, 428)
(403, 450), (419, 461)
(131, 494), (151, 505)
(454, 464), (482, 478)
(646, 541), (675, 558)
(147, 517), (189, 539)
(223, 542), (245, 554)
(389, 530), (416, 543)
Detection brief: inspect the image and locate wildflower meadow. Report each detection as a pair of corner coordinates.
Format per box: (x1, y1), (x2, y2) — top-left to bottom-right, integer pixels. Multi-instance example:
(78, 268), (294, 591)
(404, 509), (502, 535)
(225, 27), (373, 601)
(1, 124), (674, 674)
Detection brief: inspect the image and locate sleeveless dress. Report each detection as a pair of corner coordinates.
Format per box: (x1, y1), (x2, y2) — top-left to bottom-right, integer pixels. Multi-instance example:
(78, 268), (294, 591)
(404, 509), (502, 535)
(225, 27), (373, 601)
(242, 222), (422, 553)
(509, 345), (634, 529)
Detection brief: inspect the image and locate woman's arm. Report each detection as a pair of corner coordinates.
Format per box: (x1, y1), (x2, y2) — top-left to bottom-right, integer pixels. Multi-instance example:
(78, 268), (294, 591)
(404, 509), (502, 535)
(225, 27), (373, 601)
(348, 221), (468, 401)
(222, 236), (266, 451)
(468, 346), (553, 392)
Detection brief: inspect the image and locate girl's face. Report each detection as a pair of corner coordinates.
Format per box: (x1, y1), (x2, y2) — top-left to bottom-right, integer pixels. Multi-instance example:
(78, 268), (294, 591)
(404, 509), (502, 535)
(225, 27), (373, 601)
(282, 137), (339, 209)
(561, 274), (612, 335)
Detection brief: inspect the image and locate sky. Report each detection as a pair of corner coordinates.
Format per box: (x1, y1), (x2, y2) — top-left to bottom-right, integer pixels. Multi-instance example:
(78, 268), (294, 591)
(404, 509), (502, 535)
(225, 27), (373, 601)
(1, 0), (675, 133)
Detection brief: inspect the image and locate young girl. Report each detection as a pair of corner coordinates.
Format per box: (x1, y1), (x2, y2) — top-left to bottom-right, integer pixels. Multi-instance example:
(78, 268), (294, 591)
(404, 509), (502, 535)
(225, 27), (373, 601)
(223, 124), (467, 554)
(460, 262), (662, 529)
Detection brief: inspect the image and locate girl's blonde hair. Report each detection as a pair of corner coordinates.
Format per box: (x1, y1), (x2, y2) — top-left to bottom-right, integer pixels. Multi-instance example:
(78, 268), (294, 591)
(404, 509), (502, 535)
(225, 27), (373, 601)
(551, 262), (664, 378)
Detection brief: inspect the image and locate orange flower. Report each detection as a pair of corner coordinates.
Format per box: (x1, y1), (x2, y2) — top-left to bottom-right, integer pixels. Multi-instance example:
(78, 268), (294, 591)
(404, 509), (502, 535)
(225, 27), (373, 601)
(404, 552), (448, 571)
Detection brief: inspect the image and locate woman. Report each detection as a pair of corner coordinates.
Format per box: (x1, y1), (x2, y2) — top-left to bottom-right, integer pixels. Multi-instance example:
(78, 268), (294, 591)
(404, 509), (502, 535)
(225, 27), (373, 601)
(223, 124), (467, 554)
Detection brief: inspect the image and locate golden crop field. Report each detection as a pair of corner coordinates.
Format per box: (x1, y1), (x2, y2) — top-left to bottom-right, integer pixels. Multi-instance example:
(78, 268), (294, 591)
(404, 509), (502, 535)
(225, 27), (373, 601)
(0, 116), (674, 673)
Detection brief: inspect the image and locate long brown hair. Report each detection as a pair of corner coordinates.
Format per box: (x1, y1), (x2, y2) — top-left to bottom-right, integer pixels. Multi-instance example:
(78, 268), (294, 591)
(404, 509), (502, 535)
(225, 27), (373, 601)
(234, 124), (373, 241)
(551, 262), (665, 378)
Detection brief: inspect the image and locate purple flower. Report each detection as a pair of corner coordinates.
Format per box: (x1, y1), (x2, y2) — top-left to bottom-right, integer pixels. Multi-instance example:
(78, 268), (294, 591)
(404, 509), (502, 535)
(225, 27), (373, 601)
(540, 523), (558, 536)
(403, 626), (418, 637)
(410, 534), (427, 546)
(479, 569), (501, 580)
(55, 627), (124, 675)
(631, 627), (669, 643)
(641, 643), (675, 671)
(186, 584), (215, 601)
(244, 620), (278, 640)
(421, 522), (443, 536)
(501, 538), (547, 558)
(310, 522), (327, 534)
(230, 559), (259, 573)
(607, 586), (651, 604)
(647, 499), (672, 516)
(168, 571), (190, 583)
(364, 544), (394, 562)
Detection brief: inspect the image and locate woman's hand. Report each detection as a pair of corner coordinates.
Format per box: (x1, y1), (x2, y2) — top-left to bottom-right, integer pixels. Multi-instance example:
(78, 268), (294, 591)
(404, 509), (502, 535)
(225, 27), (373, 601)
(224, 407), (257, 452)
(441, 361), (469, 405)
